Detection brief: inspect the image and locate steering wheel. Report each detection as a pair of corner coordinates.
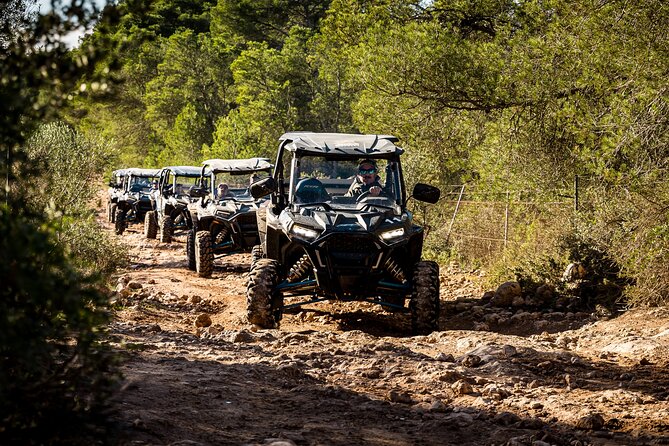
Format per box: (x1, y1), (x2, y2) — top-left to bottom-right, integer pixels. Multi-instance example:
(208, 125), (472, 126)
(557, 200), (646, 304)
(355, 191), (371, 202)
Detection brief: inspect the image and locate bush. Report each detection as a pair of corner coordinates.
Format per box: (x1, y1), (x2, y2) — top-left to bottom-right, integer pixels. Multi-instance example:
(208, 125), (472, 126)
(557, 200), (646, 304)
(23, 122), (127, 274)
(0, 203), (121, 445)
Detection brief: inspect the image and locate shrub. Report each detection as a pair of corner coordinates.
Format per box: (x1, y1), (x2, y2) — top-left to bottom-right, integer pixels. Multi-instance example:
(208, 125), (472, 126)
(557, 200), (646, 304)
(0, 202), (121, 445)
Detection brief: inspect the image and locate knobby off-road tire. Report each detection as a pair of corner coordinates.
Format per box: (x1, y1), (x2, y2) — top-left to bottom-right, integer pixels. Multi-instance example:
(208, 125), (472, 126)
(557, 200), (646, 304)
(246, 259), (283, 328)
(109, 202), (117, 223)
(144, 211), (158, 239)
(159, 215), (174, 243)
(195, 230), (214, 278)
(250, 245), (264, 271)
(115, 208), (127, 235)
(186, 229), (196, 271)
(409, 260), (440, 335)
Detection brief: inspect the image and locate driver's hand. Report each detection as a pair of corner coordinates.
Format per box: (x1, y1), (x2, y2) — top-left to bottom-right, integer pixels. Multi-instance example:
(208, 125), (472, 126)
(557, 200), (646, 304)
(370, 186), (381, 196)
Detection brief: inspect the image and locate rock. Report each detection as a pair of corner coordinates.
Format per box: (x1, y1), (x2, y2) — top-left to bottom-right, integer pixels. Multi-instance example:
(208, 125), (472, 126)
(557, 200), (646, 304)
(231, 331), (256, 343)
(481, 290), (495, 303)
(147, 278), (156, 285)
(444, 412), (473, 427)
(576, 413), (605, 430)
(502, 345), (517, 357)
(451, 380), (474, 395)
(188, 295), (202, 304)
(437, 370), (465, 382)
(127, 281), (143, 290)
(459, 354), (482, 368)
(435, 352), (455, 362)
(361, 368), (381, 379)
(388, 390), (413, 404)
(195, 313), (212, 328)
(482, 384), (510, 400)
(494, 411), (521, 426)
(535, 284), (554, 304)
(428, 398), (449, 412)
(206, 324), (224, 336)
(491, 281), (521, 307)
(511, 295), (525, 307)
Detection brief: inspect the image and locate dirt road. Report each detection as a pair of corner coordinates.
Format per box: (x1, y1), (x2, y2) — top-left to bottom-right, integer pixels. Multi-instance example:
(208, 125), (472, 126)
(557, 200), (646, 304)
(105, 218), (669, 446)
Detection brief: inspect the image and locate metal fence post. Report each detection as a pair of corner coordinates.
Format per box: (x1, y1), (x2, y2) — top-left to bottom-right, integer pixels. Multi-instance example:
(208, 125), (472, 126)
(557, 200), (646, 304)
(445, 184), (465, 245)
(574, 175), (579, 212)
(504, 190), (510, 247)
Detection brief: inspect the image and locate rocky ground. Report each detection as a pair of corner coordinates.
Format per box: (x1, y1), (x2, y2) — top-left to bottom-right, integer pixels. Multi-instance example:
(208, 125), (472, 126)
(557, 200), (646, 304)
(104, 215), (669, 446)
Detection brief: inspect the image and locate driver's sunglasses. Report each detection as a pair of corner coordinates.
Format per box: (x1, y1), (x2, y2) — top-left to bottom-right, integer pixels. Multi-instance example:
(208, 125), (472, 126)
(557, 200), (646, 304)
(359, 168), (376, 175)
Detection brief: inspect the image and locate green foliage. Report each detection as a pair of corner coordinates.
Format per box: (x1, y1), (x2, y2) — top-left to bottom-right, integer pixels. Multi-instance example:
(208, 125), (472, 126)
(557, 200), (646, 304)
(2, 2), (126, 437)
(0, 199), (121, 444)
(66, 0), (669, 307)
(210, 0), (330, 46)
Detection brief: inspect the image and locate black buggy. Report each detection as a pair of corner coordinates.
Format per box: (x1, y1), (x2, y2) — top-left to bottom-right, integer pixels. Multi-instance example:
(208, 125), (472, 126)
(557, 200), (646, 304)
(247, 132), (441, 334)
(187, 158), (273, 277)
(113, 168), (160, 235)
(106, 168), (127, 223)
(144, 165), (204, 243)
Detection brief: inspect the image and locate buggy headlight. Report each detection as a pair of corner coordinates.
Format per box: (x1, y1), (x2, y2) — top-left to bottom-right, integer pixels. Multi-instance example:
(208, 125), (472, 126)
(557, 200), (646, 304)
(380, 227), (405, 241)
(291, 224), (320, 240)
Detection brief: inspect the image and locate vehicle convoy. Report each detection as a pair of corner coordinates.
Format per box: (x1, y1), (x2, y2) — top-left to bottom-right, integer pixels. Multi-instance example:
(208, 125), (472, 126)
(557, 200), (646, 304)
(187, 158), (273, 277)
(144, 165), (204, 243)
(247, 132), (441, 334)
(106, 168), (127, 223)
(114, 168), (160, 235)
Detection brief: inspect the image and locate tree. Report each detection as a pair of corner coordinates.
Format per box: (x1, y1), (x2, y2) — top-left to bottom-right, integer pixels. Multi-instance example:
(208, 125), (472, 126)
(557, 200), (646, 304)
(1, 1), (124, 442)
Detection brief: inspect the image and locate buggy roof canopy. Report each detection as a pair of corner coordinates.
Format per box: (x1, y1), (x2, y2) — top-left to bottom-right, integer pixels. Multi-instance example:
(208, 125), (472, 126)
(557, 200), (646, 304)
(112, 169), (127, 176)
(202, 157), (273, 173)
(125, 168), (161, 177)
(162, 166), (203, 177)
(279, 132), (404, 157)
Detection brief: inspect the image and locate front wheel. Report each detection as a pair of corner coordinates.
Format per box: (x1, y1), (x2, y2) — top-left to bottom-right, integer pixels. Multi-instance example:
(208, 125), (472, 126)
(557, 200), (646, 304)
(250, 244), (264, 271)
(194, 230), (214, 278)
(144, 211), (158, 239)
(246, 259), (283, 328)
(109, 202), (117, 223)
(159, 215), (174, 243)
(409, 260), (440, 335)
(114, 208), (127, 235)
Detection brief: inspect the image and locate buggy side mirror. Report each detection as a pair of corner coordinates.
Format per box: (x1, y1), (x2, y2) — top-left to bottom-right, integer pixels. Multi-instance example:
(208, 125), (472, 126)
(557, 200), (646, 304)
(250, 177), (277, 199)
(188, 186), (208, 198)
(412, 183), (440, 204)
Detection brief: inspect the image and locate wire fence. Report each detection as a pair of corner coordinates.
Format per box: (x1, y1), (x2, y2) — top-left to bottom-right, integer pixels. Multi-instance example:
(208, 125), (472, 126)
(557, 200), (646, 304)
(417, 179), (579, 263)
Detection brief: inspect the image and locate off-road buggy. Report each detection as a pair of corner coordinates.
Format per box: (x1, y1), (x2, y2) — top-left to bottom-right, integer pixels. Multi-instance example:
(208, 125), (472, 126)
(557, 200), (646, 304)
(187, 158), (273, 277)
(106, 168), (127, 223)
(144, 165), (204, 243)
(247, 132), (441, 334)
(114, 168), (160, 235)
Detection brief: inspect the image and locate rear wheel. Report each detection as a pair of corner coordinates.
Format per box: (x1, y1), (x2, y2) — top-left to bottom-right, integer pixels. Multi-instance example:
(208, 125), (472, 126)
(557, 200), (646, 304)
(247, 259), (283, 328)
(186, 229), (196, 271)
(114, 208), (126, 235)
(144, 211), (158, 239)
(159, 215), (174, 243)
(410, 260), (440, 335)
(195, 230), (214, 278)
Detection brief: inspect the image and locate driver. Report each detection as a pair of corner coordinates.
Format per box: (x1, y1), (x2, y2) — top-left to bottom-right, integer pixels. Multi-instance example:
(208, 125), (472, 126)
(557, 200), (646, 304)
(345, 159), (384, 198)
